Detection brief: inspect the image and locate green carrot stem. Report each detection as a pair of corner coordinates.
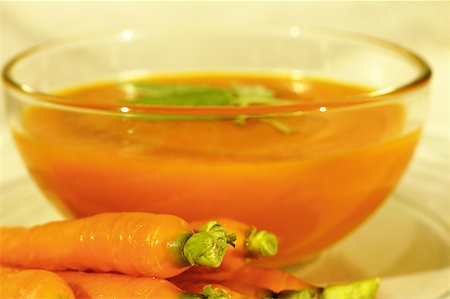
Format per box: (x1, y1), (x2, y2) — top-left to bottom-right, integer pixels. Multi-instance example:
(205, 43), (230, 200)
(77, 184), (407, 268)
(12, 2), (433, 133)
(276, 277), (379, 299)
(202, 285), (232, 299)
(246, 227), (278, 257)
(183, 221), (236, 268)
(320, 277), (380, 299)
(180, 285), (234, 299)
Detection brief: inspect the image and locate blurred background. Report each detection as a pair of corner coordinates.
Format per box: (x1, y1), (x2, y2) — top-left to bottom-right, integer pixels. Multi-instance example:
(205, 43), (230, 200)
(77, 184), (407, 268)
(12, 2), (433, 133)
(0, 2), (449, 298)
(1, 1), (448, 168)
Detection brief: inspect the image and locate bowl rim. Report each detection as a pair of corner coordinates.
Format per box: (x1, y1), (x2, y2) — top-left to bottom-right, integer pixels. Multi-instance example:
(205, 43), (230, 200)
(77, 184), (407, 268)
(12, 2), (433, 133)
(2, 25), (432, 116)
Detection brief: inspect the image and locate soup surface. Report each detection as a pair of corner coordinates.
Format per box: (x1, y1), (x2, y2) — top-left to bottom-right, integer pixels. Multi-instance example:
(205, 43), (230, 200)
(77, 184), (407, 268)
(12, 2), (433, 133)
(13, 72), (420, 266)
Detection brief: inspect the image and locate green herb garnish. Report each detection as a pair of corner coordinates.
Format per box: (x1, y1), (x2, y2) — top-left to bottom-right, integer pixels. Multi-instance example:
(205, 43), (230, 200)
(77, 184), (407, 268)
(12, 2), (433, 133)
(119, 81), (296, 134)
(124, 83), (235, 106)
(122, 82), (295, 107)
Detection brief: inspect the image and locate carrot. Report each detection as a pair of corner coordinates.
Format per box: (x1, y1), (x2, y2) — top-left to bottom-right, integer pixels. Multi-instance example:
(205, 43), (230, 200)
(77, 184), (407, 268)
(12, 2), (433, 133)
(0, 266), (75, 299)
(172, 278), (321, 299)
(59, 271), (244, 299)
(176, 265), (312, 293)
(212, 281), (274, 299)
(58, 271), (191, 299)
(189, 281), (318, 299)
(189, 218), (278, 273)
(0, 212), (235, 278)
(173, 277), (380, 299)
(232, 266), (312, 292)
(173, 280), (245, 299)
(172, 278), (272, 299)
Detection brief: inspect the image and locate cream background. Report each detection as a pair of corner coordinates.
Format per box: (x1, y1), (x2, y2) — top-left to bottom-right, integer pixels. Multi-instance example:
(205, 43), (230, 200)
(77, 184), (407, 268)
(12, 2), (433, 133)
(1, 1), (449, 171)
(0, 2), (449, 298)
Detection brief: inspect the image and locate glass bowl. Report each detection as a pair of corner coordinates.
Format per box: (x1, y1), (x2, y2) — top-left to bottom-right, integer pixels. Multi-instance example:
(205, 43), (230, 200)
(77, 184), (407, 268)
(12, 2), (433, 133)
(2, 25), (431, 266)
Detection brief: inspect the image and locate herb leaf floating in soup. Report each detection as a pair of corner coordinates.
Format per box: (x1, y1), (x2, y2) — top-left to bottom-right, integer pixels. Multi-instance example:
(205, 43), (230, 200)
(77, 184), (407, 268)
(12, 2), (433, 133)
(122, 83), (235, 106)
(119, 82), (297, 133)
(120, 82), (296, 107)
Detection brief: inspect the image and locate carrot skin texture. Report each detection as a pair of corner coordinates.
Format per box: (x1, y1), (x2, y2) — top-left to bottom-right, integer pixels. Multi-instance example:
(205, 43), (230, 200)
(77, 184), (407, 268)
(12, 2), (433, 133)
(0, 213), (193, 278)
(58, 271), (186, 299)
(178, 265), (312, 293)
(0, 266), (75, 299)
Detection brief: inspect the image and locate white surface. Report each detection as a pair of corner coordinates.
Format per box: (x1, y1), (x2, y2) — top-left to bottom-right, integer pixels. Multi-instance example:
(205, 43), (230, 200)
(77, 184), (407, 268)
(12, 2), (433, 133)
(1, 2), (449, 298)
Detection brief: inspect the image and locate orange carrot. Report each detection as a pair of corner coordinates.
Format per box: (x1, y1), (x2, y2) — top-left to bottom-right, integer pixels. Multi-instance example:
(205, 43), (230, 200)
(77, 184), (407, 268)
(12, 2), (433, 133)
(213, 280), (274, 299)
(0, 213), (235, 278)
(0, 266), (75, 299)
(177, 265), (312, 293)
(173, 280), (245, 299)
(221, 281), (320, 299)
(172, 278), (272, 299)
(198, 277), (380, 299)
(172, 279), (317, 299)
(189, 218), (278, 272)
(233, 266), (312, 292)
(58, 271), (197, 299)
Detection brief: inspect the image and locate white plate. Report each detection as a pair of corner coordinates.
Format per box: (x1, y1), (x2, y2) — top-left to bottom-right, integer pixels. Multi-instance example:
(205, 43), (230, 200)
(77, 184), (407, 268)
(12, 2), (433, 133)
(0, 175), (448, 298)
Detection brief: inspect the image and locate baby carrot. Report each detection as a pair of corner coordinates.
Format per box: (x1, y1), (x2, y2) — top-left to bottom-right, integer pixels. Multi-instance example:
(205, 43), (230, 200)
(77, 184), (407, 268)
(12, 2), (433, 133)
(58, 271), (193, 299)
(177, 265), (312, 293)
(212, 281), (274, 299)
(172, 278), (272, 299)
(189, 218), (278, 272)
(0, 266), (75, 299)
(0, 212), (235, 278)
(173, 278), (380, 299)
(173, 280), (245, 299)
(59, 271), (240, 299)
(231, 266), (312, 292)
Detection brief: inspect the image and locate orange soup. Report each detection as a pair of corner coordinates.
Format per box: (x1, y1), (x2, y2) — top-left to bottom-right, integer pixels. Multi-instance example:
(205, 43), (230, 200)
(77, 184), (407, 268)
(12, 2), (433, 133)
(12, 72), (420, 266)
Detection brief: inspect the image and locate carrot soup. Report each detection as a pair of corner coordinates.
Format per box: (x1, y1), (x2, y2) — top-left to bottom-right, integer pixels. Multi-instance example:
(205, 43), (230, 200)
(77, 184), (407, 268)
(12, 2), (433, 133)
(11, 72), (421, 265)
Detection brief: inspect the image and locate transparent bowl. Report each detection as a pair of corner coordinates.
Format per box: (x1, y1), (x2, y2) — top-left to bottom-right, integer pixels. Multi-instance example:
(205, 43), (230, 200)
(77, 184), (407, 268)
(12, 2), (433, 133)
(2, 25), (431, 266)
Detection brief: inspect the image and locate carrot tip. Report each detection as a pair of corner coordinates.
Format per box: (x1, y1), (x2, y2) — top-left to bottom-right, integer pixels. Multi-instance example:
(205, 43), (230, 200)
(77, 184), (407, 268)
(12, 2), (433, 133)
(183, 221), (235, 268)
(246, 227), (278, 257)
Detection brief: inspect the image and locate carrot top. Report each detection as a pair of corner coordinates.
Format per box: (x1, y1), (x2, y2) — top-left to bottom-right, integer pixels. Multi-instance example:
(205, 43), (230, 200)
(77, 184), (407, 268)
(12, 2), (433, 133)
(178, 285), (238, 299)
(201, 285), (235, 299)
(246, 227), (278, 258)
(276, 277), (380, 299)
(184, 221), (236, 268)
